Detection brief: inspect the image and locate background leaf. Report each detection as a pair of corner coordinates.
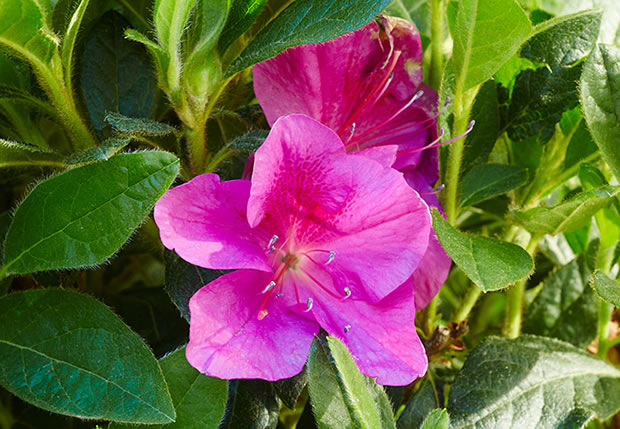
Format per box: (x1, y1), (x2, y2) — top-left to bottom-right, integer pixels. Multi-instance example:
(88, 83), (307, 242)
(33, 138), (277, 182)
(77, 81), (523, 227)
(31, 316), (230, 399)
(580, 43), (620, 179)
(420, 409), (449, 429)
(0, 139), (65, 169)
(105, 112), (176, 136)
(447, 336), (620, 429)
(591, 270), (620, 307)
(397, 379), (438, 429)
(308, 335), (396, 429)
(227, 0), (391, 75)
(0, 289), (175, 423)
(432, 209), (533, 292)
(459, 164), (528, 207)
(218, 0), (267, 53)
(2, 152), (179, 275)
(218, 379), (280, 429)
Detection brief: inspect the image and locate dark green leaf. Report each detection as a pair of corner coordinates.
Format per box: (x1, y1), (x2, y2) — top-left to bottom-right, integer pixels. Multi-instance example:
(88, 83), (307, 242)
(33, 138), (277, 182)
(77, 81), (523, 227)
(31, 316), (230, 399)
(459, 164), (528, 207)
(506, 64), (582, 144)
(227, 0), (391, 75)
(591, 270), (620, 307)
(420, 409), (449, 429)
(520, 10), (602, 68)
(511, 186), (620, 235)
(0, 139), (65, 169)
(523, 253), (598, 347)
(448, 336), (620, 429)
(452, 0), (531, 90)
(564, 120), (598, 171)
(2, 152), (179, 276)
(273, 368), (307, 410)
(80, 11), (156, 135)
(219, 0), (267, 53)
(461, 80), (500, 175)
(218, 379), (280, 429)
(308, 335), (396, 429)
(164, 250), (226, 322)
(432, 209), (533, 292)
(0, 289), (175, 423)
(580, 43), (620, 179)
(65, 136), (132, 164)
(111, 346), (228, 428)
(397, 379), (438, 429)
(105, 112), (176, 136)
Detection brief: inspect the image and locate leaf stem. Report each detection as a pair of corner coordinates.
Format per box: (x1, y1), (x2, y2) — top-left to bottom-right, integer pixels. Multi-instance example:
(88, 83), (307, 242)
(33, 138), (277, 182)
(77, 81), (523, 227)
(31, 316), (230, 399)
(423, 295), (439, 336)
(452, 284), (482, 323)
(429, 0), (445, 90)
(596, 244), (616, 359)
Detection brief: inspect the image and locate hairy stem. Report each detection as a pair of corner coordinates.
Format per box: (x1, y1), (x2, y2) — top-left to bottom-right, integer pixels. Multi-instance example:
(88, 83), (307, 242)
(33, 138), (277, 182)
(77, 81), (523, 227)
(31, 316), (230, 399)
(452, 284), (482, 323)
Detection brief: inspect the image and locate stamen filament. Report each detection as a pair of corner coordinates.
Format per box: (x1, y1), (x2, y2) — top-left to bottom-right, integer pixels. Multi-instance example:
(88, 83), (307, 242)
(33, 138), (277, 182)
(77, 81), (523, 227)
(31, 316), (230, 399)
(396, 120), (475, 156)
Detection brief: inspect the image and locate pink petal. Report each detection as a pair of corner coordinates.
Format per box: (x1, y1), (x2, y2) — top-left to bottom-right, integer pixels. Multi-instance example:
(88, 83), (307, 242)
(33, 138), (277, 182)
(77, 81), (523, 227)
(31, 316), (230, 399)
(403, 169), (451, 309)
(154, 174), (271, 271)
(311, 283), (427, 386)
(186, 270), (319, 381)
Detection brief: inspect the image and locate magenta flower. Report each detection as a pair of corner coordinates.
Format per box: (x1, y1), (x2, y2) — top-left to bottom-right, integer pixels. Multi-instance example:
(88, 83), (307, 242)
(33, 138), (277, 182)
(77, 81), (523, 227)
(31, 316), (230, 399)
(253, 16), (451, 310)
(154, 114), (432, 385)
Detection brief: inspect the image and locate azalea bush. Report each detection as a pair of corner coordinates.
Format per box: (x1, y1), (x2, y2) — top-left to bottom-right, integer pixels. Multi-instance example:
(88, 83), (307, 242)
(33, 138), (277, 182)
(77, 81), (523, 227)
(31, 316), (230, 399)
(1, 0), (620, 428)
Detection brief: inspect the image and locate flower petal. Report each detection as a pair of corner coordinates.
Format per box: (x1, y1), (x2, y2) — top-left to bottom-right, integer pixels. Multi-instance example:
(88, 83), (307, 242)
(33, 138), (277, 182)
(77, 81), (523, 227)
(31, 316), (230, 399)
(187, 270), (319, 381)
(154, 174), (271, 271)
(311, 283), (427, 386)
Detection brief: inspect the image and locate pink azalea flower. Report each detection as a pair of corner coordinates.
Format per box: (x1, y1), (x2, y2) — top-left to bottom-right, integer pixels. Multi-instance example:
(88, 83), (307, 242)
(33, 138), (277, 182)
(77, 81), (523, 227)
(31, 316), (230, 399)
(253, 16), (452, 309)
(155, 114), (432, 385)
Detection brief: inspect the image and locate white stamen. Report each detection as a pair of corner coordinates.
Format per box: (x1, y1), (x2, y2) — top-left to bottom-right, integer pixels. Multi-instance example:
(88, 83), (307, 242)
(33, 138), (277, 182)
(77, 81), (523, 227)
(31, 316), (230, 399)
(304, 298), (313, 312)
(344, 325), (351, 333)
(326, 251), (336, 265)
(276, 293), (284, 297)
(267, 246), (276, 254)
(267, 235), (278, 248)
(262, 281), (276, 293)
(343, 287), (352, 299)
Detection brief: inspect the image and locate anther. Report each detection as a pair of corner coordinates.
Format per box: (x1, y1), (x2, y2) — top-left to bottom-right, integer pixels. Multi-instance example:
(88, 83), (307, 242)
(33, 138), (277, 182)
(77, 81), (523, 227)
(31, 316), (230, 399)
(276, 293), (284, 297)
(267, 246), (276, 254)
(262, 281), (276, 293)
(344, 325), (351, 333)
(326, 251), (335, 265)
(267, 235), (278, 249)
(343, 287), (351, 299)
(304, 298), (313, 312)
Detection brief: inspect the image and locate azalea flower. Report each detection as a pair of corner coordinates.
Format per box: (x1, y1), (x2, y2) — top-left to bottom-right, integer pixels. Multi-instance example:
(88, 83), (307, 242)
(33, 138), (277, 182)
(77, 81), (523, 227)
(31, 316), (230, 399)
(253, 16), (453, 309)
(155, 114), (432, 385)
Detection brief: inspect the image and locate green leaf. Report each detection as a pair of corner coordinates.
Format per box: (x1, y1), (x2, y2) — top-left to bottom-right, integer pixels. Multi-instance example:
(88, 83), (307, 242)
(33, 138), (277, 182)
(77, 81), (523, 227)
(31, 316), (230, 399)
(447, 335), (620, 429)
(218, 379), (280, 429)
(506, 64), (582, 144)
(219, 0), (267, 53)
(164, 250), (226, 322)
(420, 409), (449, 429)
(0, 0), (58, 63)
(520, 10), (602, 68)
(273, 369), (307, 410)
(564, 120), (598, 171)
(105, 112), (176, 136)
(61, 0), (91, 87)
(153, 0), (196, 55)
(580, 43), (620, 179)
(111, 346), (228, 429)
(384, 0), (432, 36)
(591, 270), (620, 307)
(397, 379), (438, 429)
(80, 11), (156, 135)
(65, 136), (132, 164)
(432, 209), (533, 292)
(186, 0), (230, 63)
(0, 139), (65, 169)
(0, 289), (175, 423)
(522, 253), (598, 348)
(452, 0), (531, 91)
(2, 152), (179, 276)
(511, 186), (620, 235)
(308, 335), (396, 429)
(227, 0), (391, 75)
(459, 164), (528, 207)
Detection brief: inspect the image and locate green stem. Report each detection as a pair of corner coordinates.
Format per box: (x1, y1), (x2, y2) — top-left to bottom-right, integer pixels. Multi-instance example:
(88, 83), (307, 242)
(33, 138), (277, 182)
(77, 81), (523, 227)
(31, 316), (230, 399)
(597, 300), (612, 359)
(429, 0), (445, 90)
(504, 234), (539, 338)
(452, 285), (482, 323)
(423, 295), (439, 336)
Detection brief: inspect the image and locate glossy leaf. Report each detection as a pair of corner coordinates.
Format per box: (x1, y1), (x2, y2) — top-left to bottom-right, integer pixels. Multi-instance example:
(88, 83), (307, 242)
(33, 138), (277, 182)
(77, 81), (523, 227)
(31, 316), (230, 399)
(218, 379), (280, 429)
(420, 409), (449, 429)
(520, 10), (602, 68)
(308, 335), (396, 429)
(580, 43), (620, 179)
(0, 139), (65, 169)
(273, 369), (307, 410)
(80, 11), (156, 134)
(432, 209), (533, 292)
(105, 112), (176, 136)
(452, 0), (531, 90)
(591, 271), (620, 307)
(511, 186), (620, 235)
(2, 152), (180, 275)
(397, 379), (438, 429)
(448, 336), (620, 429)
(219, 0), (267, 52)
(522, 253), (598, 348)
(227, 0), (391, 75)
(459, 164), (528, 207)
(111, 346), (228, 428)
(0, 289), (175, 423)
